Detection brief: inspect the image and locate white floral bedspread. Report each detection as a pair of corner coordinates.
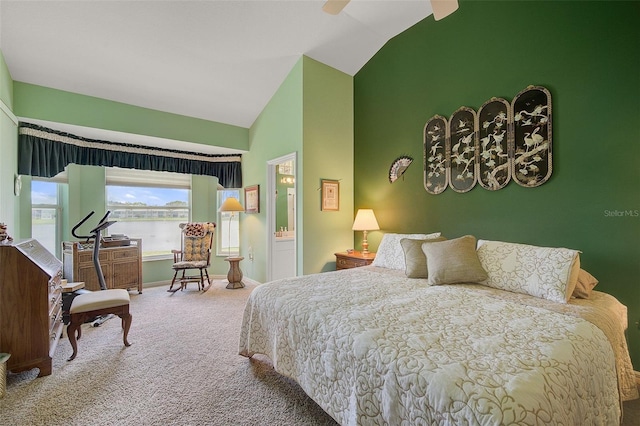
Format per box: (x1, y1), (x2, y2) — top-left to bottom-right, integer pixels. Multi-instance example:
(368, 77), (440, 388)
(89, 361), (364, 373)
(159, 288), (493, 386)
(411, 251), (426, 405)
(239, 267), (637, 425)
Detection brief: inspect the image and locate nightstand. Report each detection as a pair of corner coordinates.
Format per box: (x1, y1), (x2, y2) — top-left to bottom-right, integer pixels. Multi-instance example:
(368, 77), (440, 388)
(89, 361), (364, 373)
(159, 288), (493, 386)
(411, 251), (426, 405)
(335, 251), (376, 270)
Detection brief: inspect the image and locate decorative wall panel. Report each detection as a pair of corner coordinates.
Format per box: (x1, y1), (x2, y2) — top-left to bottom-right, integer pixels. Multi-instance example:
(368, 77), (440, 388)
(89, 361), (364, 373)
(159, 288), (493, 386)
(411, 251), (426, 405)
(448, 107), (478, 193)
(478, 98), (511, 190)
(423, 85), (552, 194)
(423, 115), (448, 194)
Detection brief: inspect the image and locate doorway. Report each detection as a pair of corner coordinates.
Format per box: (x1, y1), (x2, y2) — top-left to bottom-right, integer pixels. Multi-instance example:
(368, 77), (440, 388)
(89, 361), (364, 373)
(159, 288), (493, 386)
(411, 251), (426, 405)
(267, 153), (297, 282)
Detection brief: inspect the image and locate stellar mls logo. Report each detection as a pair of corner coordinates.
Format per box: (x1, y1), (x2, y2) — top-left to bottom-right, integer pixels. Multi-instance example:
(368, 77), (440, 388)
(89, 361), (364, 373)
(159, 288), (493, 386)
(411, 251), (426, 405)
(604, 209), (639, 217)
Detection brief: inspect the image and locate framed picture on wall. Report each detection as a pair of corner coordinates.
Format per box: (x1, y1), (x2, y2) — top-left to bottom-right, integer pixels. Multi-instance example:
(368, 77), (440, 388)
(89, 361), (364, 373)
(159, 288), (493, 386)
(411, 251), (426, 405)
(321, 179), (340, 211)
(244, 185), (260, 213)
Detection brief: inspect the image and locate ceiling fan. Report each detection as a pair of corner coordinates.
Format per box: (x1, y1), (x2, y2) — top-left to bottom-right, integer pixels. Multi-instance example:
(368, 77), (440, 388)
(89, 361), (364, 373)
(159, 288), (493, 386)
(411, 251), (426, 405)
(323, 0), (459, 21)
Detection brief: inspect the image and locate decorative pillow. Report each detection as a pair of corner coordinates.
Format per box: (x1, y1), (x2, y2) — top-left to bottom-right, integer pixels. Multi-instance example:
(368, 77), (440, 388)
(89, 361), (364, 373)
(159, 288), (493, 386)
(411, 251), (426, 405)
(476, 240), (581, 303)
(400, 237), (447, 278)
(372, 232), (441, 270)
(421, 235), (488, 285)
(572, 269), (599, 299)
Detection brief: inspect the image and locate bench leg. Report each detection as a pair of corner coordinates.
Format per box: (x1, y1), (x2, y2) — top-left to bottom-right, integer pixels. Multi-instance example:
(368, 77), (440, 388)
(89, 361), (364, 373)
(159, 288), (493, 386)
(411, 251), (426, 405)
(67, 319), (82, 361)
(120, 312), (132, 347)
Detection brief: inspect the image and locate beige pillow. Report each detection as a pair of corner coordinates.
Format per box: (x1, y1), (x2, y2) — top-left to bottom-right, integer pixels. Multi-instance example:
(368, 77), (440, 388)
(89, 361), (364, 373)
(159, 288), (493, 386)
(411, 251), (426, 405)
(371, 232), (442, 270)
(572, 269), (599, 299)
(422, 235), (488, 285)
(400, 237), (446, 278)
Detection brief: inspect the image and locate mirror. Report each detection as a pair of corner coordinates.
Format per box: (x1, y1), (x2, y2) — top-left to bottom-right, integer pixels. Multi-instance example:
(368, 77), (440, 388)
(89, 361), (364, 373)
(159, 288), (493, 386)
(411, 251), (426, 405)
(275, 160), (295, 235)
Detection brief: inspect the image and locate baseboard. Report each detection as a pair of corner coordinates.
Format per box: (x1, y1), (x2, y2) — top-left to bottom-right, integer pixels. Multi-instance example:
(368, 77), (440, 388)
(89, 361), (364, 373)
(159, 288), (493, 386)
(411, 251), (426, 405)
(143, 275), (261, 289)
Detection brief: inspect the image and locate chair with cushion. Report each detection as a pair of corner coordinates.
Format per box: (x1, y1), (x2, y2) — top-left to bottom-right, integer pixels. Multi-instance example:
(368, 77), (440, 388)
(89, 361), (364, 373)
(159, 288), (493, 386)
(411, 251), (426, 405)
(168, 222), (216, 293)
(66, 288), (132, 361)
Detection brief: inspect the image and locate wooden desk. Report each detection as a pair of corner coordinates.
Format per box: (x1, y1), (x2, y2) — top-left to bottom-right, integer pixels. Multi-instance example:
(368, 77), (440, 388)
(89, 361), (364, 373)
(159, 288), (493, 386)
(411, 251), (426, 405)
(224, 256), (245, 289)
(0, 239), (63, 377)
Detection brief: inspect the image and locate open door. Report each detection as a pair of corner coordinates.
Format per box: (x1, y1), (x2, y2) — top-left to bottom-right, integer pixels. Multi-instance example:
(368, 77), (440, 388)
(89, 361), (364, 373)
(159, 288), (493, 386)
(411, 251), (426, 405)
(267, 153), (297, 282)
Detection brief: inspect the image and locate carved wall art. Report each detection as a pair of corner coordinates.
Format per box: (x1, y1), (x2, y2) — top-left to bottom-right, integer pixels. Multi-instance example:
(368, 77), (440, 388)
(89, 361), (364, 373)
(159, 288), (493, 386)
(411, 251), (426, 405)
(423, 85), (552, 195)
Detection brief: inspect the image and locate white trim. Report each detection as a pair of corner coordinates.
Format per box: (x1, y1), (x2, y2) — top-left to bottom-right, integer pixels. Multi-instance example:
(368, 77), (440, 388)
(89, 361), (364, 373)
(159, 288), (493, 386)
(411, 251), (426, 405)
(106, 167), (191, 189)
(20, 117), (245, 155)
(267, 152), (297, 282)
(0, 99), (18, 125)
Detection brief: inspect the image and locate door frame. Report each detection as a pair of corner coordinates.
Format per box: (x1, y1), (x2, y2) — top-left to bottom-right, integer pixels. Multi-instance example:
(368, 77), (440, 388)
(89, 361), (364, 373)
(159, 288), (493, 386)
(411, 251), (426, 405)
(266, 152), (297, 282)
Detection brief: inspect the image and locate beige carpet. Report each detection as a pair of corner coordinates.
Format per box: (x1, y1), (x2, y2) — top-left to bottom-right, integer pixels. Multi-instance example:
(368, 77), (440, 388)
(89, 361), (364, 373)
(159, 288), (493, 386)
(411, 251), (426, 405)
(1, 280), (337, 426)
(2, 280), (639, 426)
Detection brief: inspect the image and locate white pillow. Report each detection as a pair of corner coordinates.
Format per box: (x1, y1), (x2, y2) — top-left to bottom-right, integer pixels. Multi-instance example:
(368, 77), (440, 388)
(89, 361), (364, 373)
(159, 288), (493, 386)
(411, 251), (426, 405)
(372, 232), (441, 270)
(476, 240), (580, 303)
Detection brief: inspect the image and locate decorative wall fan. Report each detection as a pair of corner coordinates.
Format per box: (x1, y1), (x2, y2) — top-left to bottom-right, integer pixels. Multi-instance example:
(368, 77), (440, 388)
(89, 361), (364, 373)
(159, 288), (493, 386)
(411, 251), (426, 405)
(389, 155), (413, 183)
(323, 0), (459, 21)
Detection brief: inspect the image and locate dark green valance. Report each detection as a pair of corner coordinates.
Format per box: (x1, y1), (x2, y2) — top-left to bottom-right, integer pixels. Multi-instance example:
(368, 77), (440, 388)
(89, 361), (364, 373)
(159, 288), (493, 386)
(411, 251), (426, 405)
(18, 122), (242, 188)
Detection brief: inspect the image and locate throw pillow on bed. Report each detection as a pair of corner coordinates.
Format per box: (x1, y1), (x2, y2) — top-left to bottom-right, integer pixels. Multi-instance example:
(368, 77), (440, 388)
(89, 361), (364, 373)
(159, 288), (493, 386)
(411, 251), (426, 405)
(421, 235), (488, 285)
(372, 232), (441, 270)
(476, 239), (581, 303)
(400, 236), (447, 278)
(572, 268), (599, 299)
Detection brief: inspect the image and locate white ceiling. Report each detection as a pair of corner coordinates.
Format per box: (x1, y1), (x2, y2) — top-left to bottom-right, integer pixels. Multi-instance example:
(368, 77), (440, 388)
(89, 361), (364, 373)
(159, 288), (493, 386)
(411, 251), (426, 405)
(0, 0), (435, 135)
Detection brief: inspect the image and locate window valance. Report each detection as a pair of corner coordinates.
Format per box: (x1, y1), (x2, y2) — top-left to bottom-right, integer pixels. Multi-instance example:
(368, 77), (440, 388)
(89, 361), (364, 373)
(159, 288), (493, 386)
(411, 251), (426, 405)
(18, 122), (242, 188)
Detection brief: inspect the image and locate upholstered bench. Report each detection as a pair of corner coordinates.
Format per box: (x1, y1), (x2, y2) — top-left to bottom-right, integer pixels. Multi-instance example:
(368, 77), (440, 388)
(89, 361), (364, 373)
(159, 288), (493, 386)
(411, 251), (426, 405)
(66, 289), (132, 361)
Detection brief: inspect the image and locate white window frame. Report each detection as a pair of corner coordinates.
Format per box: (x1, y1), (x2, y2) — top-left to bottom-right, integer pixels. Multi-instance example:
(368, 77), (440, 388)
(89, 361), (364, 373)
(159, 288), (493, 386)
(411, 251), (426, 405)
(31, 177), (65, 259)
(106, 168), (191, 260)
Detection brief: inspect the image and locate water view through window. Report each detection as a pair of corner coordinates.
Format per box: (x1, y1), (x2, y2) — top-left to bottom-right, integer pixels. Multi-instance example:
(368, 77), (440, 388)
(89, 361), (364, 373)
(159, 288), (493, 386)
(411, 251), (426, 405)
(107, 186), (189, 257)
(31, 180), (59, 256)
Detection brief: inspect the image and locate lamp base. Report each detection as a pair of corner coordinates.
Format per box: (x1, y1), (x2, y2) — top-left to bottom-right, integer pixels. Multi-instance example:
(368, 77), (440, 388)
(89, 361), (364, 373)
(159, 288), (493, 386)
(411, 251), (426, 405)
(361, 230), (369, 255)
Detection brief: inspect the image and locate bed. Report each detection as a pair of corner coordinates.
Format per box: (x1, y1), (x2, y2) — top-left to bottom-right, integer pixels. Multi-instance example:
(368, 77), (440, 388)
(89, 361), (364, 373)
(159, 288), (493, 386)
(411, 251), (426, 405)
(239, 234), (638, 425)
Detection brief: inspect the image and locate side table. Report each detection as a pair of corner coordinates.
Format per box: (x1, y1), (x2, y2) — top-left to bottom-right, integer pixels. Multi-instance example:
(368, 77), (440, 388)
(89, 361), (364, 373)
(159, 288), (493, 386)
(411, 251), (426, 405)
(224, 256), (245, 289)
(335, 251), (376, 270)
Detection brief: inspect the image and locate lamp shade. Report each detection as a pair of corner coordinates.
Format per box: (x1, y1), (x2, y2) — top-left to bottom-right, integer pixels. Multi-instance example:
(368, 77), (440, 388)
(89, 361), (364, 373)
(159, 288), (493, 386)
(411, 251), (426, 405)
(219, 197), (244, 212)
(352, 209), (379, 231)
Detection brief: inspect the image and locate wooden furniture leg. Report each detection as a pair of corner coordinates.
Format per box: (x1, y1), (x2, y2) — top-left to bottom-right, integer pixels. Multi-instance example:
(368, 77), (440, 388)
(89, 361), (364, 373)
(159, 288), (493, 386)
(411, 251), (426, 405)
(66, 289), (132, 361)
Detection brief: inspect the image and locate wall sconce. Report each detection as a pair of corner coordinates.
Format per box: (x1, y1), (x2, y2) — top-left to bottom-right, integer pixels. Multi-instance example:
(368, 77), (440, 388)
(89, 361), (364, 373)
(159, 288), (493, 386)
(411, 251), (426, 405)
(352, 209), (379, 255)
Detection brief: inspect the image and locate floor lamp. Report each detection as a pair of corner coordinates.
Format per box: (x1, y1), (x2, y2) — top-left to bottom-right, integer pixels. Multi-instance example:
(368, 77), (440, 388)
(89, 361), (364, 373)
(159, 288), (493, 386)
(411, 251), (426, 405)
(218, 196), (245, 289)
(218, 196), (244, 257)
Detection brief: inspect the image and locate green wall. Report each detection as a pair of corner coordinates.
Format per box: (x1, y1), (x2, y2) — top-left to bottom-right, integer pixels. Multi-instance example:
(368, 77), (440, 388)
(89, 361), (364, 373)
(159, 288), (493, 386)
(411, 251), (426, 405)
(354, 1), (640, 366)
(244, 59), (304, 282)
(243, 56), (353, 282)
(13, 82), (248, 151)
(302, 57), (354, 273)
(10, 81), (246, 284)
(0, 50), (18, 237)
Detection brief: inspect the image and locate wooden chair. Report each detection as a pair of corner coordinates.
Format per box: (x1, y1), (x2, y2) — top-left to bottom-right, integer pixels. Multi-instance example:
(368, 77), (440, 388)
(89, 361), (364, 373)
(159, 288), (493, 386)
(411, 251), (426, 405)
(168, 222), (216, 293)
(66, 289), (132, 361)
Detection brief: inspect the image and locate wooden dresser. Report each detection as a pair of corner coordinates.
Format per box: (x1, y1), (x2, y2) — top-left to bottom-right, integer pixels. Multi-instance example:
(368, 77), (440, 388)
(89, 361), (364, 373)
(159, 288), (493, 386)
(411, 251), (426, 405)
(335, 251), (376, 270)
(0, 239), (64, 377)
(62, 239), (142, 293)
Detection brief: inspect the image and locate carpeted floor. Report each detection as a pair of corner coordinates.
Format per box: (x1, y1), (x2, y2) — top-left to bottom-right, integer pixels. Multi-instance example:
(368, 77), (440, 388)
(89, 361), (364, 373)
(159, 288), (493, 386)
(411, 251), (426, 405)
(1, 280), (639, 425)
(1, 280), (337, 426)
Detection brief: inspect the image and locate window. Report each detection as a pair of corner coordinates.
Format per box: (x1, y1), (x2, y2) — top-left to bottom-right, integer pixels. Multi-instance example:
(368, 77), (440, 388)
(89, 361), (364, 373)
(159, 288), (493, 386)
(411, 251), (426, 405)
(217, 189), (240, 256)
(31, 180), (62, 258)
(106, 169), (191, 259)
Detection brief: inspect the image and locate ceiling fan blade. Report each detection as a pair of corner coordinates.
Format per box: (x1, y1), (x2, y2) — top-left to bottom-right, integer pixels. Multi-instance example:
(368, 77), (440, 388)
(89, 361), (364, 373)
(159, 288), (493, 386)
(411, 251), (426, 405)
(431, 0), (459, 21)
(323, 0), (350, 15)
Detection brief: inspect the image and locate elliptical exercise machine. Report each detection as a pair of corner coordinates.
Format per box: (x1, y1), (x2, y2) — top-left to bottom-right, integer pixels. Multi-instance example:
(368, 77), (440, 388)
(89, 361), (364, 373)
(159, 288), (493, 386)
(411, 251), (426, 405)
(62, 210), (117, 327)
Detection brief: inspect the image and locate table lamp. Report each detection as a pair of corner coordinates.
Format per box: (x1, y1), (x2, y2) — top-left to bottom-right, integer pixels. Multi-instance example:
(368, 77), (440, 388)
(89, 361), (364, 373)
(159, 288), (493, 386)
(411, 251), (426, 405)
(352, 209), (379, 255)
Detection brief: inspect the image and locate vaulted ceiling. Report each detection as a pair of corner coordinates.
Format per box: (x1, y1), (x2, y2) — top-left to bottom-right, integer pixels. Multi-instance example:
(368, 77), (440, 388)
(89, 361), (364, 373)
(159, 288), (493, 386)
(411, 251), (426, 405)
(1, 0), (437, 130)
